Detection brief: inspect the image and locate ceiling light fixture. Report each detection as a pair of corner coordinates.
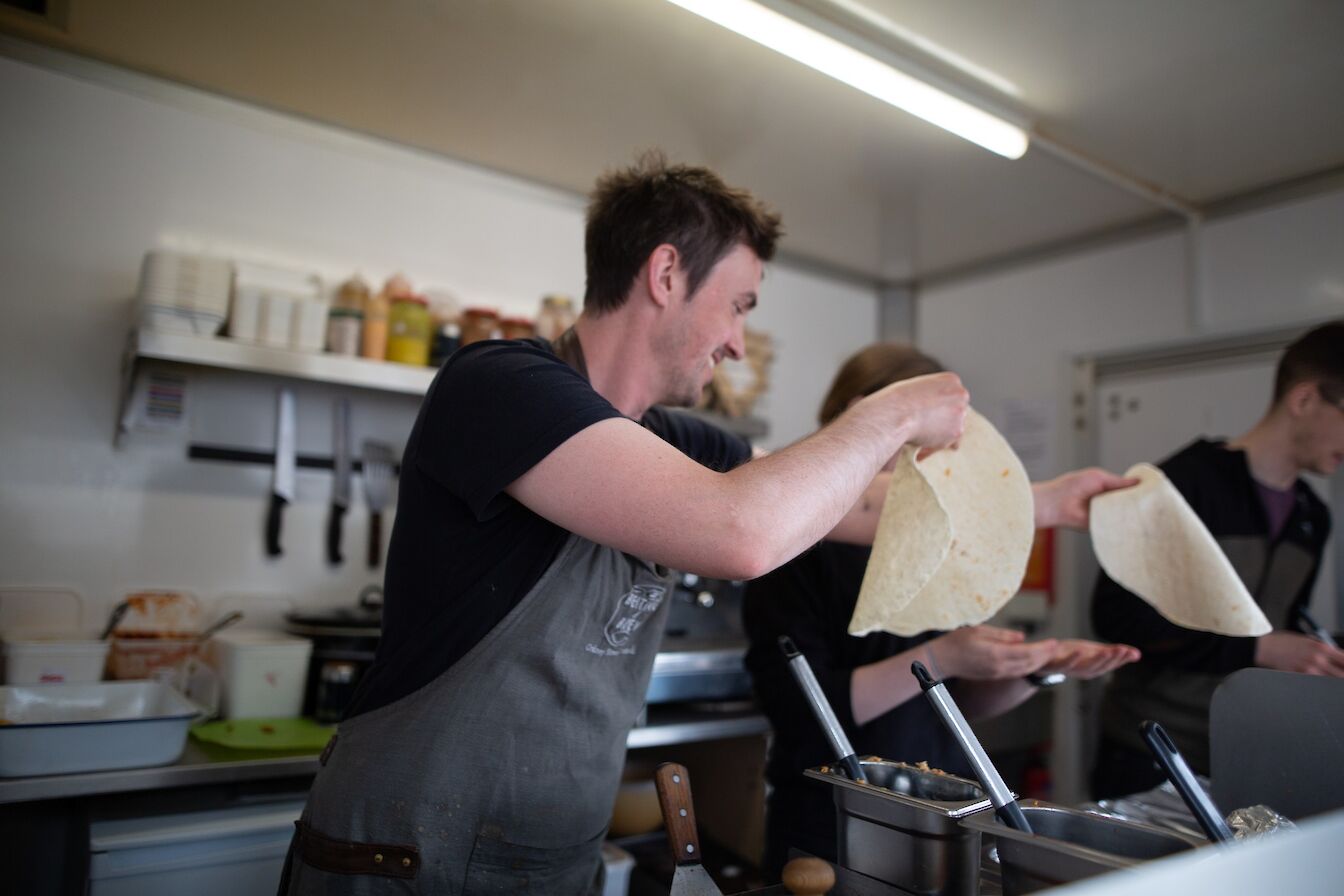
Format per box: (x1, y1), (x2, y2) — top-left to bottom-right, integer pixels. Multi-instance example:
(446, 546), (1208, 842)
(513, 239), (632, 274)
(664, 0), (1029, 159)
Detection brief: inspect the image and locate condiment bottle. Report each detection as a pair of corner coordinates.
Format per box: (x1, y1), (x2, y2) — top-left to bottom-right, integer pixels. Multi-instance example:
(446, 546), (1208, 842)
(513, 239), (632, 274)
(536, 294), (576, 340)
(459, 307), (501, 346)
(500, 316), (535, 340)
(386, 295), (432, 365)
(327, 276), (368, 356)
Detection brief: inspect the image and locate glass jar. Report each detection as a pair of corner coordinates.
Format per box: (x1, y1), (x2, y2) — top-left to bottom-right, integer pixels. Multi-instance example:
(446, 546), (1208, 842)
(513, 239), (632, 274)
(386, 295), (432, 365)
(536, 294), (576, 340)
(459, 307), (501, 346)
(326, 307), (363, 356)
(500, 317), (535, 340)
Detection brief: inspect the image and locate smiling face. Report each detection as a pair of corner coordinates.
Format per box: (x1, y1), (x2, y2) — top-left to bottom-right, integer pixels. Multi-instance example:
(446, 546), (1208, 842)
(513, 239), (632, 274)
(653, 243), (762, 408)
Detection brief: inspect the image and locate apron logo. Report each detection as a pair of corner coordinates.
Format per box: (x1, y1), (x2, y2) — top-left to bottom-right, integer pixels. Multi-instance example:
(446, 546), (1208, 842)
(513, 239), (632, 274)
(601, 584), (666, 651)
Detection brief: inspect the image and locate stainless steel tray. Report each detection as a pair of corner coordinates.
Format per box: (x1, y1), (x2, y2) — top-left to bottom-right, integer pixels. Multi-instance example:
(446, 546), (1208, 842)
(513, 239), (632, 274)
(806, 758), (996, 895)
(961, 800), (1208, 895)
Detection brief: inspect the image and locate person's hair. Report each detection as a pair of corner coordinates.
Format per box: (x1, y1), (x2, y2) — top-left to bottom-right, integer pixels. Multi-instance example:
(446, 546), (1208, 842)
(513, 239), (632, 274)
(818, 343), (945, 425)
(1273, 320), (1344, 406)
(583, 150), (783, 314)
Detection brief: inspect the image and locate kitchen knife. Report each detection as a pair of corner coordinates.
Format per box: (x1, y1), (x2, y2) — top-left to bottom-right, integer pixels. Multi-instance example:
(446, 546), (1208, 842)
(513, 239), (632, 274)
(265, 389), (296, 557)
(326, 398), (352, 565)
(655, 762), (724, 896)
(913, 660), (1032, 833)
(361, 440), (394, 569)
(1140, 720), (1236, 845)
(779, 635), (867, 783)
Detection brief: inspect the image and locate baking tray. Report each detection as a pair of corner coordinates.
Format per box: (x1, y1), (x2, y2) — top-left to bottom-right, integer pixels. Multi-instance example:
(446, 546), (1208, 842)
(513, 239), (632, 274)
(0, 681), (204, 777)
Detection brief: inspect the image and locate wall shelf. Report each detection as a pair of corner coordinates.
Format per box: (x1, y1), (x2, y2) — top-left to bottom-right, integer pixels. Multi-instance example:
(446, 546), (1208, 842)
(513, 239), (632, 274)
(116, 327), (768, 444)
(130, 329), (437, 394)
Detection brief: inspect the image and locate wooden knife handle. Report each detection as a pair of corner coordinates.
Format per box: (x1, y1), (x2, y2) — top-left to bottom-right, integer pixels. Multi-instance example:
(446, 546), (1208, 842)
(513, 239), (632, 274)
(655, 762), (702, 867)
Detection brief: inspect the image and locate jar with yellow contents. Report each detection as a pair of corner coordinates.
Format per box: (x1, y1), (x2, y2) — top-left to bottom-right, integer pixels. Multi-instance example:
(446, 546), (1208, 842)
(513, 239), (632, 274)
(386, 295), (432, 365)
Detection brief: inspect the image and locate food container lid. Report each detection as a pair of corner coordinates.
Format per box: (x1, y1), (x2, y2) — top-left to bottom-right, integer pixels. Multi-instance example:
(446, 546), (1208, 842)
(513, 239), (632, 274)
(461, 307), (500, 319)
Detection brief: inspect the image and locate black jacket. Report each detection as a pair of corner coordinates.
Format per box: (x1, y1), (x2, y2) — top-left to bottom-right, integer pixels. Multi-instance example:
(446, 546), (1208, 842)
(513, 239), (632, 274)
(1091, 438), (1331, 770)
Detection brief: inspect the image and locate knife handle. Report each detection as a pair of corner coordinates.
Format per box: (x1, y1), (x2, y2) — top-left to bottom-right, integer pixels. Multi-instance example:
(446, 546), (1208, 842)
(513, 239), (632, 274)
(655, 762), (703, 867)
(327, 504), (346, 565)
(265, 494), (287, 557)
(368, 511), (382, 568)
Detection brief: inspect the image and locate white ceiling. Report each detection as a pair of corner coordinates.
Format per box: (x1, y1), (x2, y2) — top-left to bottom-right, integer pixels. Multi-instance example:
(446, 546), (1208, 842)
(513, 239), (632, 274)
(5, 0), (1343, 280)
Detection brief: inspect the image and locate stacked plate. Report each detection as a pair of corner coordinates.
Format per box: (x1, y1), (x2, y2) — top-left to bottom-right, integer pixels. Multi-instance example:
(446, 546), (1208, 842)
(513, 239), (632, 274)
(137, 250), (233, 336)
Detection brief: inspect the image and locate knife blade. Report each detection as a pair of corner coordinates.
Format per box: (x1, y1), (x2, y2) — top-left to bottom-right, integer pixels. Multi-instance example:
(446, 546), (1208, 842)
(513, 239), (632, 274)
(326, 398), (351, 564)
(265, 388), (296, 557)
(655, 763), (724, 896)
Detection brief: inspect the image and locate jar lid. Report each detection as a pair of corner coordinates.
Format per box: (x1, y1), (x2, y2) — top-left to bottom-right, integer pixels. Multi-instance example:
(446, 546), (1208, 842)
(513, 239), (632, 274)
(542, 294), (574, 307)
(462, 307), (500, 319)
(500, 316), (534, 326)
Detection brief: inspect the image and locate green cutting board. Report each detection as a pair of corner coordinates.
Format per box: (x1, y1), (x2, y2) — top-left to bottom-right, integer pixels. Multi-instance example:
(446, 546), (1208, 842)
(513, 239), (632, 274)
(191, 717), (335, 751)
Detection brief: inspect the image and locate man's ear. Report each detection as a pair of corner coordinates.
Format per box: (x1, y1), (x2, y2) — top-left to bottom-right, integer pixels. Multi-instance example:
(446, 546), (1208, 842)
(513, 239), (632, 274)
(1285, 380), (1318, 416)
(644, 243), (681, 309)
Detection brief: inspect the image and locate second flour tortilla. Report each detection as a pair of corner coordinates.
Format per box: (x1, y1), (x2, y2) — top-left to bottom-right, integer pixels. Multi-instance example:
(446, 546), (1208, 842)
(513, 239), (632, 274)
(850, 409), (1035, 637)
(1090, 462), (1270, 636)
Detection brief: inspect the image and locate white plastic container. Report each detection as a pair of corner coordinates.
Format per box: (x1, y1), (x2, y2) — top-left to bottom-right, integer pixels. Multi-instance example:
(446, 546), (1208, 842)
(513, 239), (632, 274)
(1, 633), (109, 684)
(601, 842), (635, 896)
(0, 681), (202, 776)
(208, 630), (312, 720)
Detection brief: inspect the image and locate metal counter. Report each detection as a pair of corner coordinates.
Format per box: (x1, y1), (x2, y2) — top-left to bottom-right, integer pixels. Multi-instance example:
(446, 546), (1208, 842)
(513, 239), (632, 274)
(0, 705), (768, 805)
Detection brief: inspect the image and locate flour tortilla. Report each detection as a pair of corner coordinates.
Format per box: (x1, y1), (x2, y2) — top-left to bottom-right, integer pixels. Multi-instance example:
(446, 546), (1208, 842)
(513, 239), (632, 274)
(850, 409), (1035, 637)
(1090, 462), (1270, 636)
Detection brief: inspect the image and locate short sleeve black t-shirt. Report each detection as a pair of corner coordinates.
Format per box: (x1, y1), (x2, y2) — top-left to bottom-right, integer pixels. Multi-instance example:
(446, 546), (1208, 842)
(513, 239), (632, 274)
(346, 338), (752, 718)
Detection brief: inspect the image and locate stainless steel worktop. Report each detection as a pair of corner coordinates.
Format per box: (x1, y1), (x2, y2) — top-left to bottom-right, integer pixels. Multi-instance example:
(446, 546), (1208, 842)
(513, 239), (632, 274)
(0, 705), (768, 805)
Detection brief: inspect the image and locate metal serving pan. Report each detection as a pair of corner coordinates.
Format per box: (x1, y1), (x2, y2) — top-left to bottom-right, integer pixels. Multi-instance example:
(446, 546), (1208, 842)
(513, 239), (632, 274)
(0, 681), (203, 777)
(960, 800), (1208, 894)
(805, 758), (995, 895)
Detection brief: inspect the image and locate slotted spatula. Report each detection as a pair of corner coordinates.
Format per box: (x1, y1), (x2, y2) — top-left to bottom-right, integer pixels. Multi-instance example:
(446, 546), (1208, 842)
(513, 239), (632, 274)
(361, 440), (394, 569)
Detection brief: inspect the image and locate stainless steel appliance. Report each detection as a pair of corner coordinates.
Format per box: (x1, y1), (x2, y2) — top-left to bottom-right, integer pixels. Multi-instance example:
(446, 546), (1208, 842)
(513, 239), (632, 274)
(645, 573), (751, 705)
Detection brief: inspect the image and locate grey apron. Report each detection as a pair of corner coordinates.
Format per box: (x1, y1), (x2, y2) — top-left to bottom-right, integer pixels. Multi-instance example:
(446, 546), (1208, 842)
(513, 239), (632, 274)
(1101, 534), (1316, 772)
(284, 533), (673, 894)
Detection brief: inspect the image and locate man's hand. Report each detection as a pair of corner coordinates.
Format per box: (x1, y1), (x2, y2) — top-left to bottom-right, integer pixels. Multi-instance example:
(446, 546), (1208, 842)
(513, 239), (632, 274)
(867, 372), (968, 452)
(1032, 467), (1138, 530)
(928, 625), (1058, 681)
(1039, 639), (1140, 679)
(1255, 631), (1344, 676)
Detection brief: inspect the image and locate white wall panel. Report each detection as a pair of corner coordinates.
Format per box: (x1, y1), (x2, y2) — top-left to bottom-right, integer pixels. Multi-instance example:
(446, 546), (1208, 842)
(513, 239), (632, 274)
(0, 48), (877, 625)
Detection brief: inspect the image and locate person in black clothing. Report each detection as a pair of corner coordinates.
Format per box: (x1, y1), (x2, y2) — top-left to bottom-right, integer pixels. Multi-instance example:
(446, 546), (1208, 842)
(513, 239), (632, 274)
(284, 155), (979, 895)
(744, 343), (1140, 878)
(1090, 320), (1344, 799)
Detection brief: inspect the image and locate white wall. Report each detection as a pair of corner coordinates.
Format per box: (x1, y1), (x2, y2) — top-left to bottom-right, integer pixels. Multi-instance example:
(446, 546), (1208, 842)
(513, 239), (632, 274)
(0, 42), (878, 629)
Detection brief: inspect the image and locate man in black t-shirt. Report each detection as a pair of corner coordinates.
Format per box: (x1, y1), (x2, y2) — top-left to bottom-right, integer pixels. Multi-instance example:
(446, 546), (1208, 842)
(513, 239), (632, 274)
(283, 153), (977, 895)
(1091, 321), (1344, 798)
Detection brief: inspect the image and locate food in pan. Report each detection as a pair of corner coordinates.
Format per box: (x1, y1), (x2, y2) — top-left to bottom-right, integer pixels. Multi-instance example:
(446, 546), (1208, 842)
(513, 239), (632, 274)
(1090, 462), (1270, 636)
(851, 409), (1034, 636)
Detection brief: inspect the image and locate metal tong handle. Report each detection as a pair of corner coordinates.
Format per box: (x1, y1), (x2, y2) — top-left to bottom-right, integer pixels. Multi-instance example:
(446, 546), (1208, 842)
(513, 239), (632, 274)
(779, 636), (866, 783)
(913, 661), (1032, 833)
(655, 762), (705, 867)
(1140, 720), (1236, 845)
(1295, 606), (1339, 649)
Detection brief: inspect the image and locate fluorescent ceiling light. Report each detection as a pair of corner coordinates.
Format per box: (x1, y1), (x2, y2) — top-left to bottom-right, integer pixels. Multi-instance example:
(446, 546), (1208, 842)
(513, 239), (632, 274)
(664, 0), (1029, 159)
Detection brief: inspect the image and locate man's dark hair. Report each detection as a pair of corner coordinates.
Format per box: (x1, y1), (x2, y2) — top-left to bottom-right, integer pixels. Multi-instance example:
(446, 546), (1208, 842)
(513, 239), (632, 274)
(583, 151), (783, 314)
(1273, 320), (1344, 405)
